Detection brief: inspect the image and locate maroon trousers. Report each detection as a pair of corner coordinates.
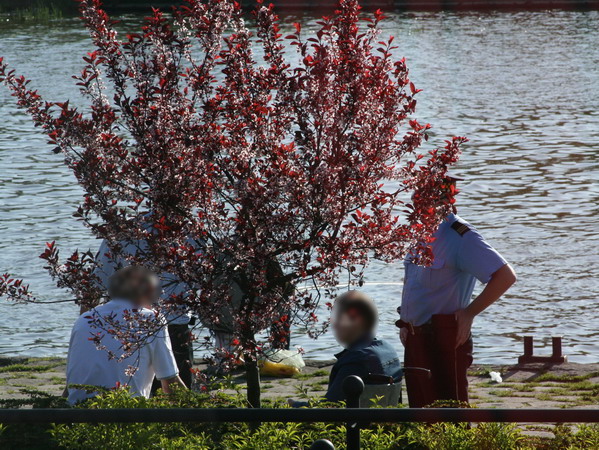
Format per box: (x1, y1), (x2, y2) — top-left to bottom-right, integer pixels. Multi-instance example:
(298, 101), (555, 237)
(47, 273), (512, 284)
(403, 314), (473, 408)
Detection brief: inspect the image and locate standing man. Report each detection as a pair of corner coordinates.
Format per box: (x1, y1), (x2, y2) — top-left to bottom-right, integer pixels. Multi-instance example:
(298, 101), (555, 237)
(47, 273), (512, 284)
(66, 266), (186, 404)
(397, 174), (517, 407)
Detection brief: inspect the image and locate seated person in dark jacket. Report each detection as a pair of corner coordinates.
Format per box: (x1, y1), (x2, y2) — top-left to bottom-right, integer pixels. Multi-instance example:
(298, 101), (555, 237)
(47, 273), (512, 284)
(289, 291), (402, 406)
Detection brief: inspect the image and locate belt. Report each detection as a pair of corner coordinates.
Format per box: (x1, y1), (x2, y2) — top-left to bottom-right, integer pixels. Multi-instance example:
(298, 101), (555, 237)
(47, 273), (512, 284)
(395, 319), (432, 335)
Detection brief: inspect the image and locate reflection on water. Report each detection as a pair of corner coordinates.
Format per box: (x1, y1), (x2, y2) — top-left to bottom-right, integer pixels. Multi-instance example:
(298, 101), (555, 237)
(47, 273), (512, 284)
(0, 11), (597, 364)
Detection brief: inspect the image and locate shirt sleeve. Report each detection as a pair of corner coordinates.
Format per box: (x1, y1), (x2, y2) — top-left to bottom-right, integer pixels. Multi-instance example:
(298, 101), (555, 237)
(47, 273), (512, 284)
(65, 321), (79, 386)
(456, 228), (507, 284)
(149, 325), (179, 381)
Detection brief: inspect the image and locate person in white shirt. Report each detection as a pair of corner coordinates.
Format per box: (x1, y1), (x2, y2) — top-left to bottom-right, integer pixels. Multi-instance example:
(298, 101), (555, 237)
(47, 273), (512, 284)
(93, 238), (196, 390)
(66, 266), (186, 405)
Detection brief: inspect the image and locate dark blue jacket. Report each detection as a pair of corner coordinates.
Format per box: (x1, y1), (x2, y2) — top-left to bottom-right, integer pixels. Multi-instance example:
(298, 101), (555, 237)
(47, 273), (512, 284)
(325, 337), (402, 402)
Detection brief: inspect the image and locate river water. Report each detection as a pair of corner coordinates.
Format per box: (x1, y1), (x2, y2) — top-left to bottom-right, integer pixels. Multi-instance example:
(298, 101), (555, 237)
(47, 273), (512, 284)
(0, 10), (597, 364)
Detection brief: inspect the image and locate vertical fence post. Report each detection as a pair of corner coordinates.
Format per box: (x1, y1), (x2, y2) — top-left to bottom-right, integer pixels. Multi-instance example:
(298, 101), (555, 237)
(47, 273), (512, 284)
(343, 375), (364, 450)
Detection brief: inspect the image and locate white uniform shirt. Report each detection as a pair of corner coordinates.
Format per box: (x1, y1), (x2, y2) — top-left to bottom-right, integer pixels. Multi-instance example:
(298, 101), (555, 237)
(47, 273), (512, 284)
(66, 299), (179, 405)
(401, 213), (507, 326)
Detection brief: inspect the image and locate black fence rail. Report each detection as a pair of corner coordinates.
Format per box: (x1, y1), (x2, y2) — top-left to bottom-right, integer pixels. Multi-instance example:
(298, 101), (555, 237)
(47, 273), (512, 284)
(2, 406), (596, 425)
(1, 376), (598, 449)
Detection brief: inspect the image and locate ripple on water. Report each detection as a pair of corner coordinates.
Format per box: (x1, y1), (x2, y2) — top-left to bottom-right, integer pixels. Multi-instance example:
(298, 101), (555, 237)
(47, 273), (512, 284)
(0, 11), (598, 363)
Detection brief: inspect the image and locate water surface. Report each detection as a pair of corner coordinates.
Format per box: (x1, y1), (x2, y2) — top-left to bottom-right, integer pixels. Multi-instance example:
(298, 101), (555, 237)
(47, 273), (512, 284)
(0, 10), (597, 364)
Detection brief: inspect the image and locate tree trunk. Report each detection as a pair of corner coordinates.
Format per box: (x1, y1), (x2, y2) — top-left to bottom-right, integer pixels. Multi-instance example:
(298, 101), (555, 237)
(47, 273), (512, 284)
(245, 356), (261, 408)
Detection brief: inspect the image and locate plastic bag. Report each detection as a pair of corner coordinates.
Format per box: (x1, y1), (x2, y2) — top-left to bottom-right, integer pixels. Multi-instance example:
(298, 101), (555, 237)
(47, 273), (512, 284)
(259, 349), (305, 377)
(489, 371), (503, 383)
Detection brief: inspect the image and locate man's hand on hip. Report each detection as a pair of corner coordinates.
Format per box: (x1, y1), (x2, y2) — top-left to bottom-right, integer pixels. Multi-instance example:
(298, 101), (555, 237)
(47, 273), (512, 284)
(454, 309), (474, 348)
(453, 263), (517, 348)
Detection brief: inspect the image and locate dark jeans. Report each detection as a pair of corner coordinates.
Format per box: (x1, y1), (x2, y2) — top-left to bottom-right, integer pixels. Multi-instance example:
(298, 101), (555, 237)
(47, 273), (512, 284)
(152, 324), (194, 394)
(403, 314), (473, 408)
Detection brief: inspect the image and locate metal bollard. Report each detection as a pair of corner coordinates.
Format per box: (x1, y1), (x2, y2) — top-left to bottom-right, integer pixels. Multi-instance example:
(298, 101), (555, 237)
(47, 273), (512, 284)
(518, 335), (567, 364)
(343, 375), (364, 450)
(552, 336), (563, 358)
(310, 438), (335, 449)
(523, 336), (534, 357)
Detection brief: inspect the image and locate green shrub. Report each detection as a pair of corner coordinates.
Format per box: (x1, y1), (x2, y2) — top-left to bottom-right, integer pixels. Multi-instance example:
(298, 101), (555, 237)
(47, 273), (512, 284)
(472, 422), (524, 449)
(407, 422), (524, 450)
(51, 388), (246, 449)
(0, 389), (68, 449)
(0, 387), (592, 449)
(47, 388), (530, 449)
(409, 423), (473, 450)
(0, 421), (61, 449)
(550, 423), (599, 449)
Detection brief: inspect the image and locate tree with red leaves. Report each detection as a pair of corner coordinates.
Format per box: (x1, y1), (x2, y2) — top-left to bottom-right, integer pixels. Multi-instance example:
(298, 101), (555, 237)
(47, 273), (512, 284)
(0, 0), (464, 407)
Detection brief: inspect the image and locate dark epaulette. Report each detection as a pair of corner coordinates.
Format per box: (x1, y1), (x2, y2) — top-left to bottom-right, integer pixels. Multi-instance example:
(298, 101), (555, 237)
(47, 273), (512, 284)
(451, 220), (471, 237)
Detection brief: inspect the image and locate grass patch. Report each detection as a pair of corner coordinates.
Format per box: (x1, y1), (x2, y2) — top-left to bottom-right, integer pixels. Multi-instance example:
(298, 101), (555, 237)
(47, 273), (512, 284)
(581, 387), (599, 402)
(569, 381), (597, 390)
(488, 389), (514, 398)
(534, 371), (599, 383)
(292, 372), (313, 380)
(293, 369), (329, 380)
(477, 381), (506, 388)
(468, 366), (502, 377)
(533, 392), (573, 403)
(510, 383), (536, 392)
(0, 362), (63, 374)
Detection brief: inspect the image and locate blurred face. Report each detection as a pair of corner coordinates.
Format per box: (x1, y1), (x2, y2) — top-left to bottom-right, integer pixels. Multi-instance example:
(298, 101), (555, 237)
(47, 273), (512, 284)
(331, 307), (367, 348)
(128, 272), (160, 308)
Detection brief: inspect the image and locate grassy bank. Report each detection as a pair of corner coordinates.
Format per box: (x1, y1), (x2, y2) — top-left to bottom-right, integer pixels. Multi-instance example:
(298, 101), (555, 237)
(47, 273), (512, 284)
(0, 0), (183, 18)
(0, 1), (68, 21)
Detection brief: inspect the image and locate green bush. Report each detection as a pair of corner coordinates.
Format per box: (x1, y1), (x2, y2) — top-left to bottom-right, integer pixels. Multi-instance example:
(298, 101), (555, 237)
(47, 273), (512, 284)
(550, 423), (599, 450)
(0, 388), (68, 449)
(51, 388), (247, 449)
(48, 388), (532, 450)
(405, 422), (524, 450)
(1, 388), (598, 449)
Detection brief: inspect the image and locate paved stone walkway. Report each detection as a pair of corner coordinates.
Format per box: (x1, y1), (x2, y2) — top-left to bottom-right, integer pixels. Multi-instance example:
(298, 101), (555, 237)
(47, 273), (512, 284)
(1, 357), (597, 411)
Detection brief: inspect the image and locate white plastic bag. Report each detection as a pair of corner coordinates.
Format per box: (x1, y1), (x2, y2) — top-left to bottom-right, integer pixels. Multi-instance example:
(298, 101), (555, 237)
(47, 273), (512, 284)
(259, 349), (305, 377)
(489, 371), (503, 383)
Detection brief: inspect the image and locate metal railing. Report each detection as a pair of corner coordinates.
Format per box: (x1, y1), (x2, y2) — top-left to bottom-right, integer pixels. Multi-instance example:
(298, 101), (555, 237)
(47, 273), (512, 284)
(1, 376), (597, 449)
